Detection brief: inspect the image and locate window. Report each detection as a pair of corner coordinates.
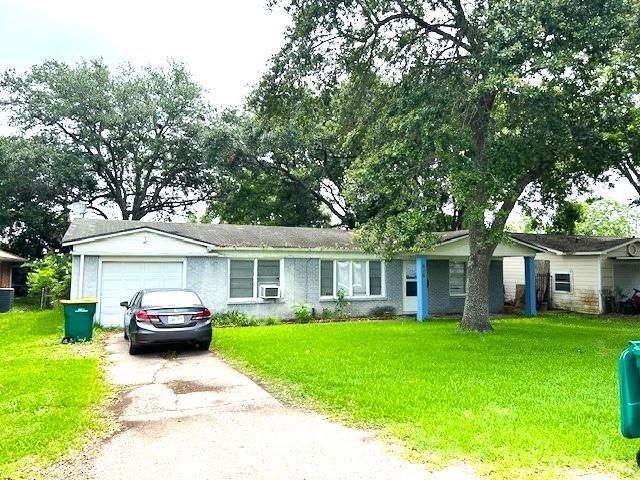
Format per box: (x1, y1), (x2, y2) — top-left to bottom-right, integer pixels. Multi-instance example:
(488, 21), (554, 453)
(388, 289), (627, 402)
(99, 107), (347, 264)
(229, 259), (281, 299)
(369, 261), (382, 296)
(337, 261), (350, 294)
(230, 260), (255, 298)
(405, 263), (417, 297)
(320, 261), (334, 297)
(352, 261), (367, 295)
(554, 272), (572, 292)
(141, 290), (202, 308)
(320, 260), (385, 298)
(449, 261), (467, 296)
(257, 260), (280, 290)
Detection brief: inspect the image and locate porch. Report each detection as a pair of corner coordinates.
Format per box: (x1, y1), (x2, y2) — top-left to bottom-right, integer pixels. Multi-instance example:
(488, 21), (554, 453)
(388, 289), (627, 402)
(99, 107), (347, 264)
(401, 234), (541, 321)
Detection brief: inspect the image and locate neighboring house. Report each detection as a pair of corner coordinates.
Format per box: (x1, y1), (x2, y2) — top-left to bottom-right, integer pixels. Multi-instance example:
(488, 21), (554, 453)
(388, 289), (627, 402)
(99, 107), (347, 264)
(62, 219), (541, 327)
(0, 249), (25, 288)
(0, 249), (25, 312)
(504, 234), (640, 314)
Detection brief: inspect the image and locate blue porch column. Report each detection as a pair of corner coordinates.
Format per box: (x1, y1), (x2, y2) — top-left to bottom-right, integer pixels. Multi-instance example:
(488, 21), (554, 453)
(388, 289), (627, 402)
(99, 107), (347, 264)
(524, 256), (537, 317)
(416, 256), (429, 321)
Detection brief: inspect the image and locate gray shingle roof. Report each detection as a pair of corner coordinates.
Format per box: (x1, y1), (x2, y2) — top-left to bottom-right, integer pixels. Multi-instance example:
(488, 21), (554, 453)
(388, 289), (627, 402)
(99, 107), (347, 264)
(0, 249), (25, 263)
(510, 233), (635, 254)
(62, 219), (470, 251)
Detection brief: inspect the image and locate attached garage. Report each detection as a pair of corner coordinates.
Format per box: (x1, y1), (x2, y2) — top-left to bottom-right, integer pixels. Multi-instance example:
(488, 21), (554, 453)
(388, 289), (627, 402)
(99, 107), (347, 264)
(64, 223), (209, 326)
(98, 261), (185, 327)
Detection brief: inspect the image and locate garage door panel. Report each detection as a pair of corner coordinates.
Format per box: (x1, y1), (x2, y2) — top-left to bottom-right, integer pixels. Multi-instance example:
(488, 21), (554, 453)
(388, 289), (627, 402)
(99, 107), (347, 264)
(99, 261), (183, 327)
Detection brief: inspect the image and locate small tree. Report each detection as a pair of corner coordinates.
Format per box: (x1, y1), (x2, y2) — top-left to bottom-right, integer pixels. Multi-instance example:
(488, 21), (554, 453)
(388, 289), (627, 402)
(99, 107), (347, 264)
(27, 254), (71, 306)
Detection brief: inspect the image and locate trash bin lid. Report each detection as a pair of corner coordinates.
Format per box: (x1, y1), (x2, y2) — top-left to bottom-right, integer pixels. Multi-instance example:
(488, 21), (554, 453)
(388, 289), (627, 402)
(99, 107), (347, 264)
(60, 298), (98, 304)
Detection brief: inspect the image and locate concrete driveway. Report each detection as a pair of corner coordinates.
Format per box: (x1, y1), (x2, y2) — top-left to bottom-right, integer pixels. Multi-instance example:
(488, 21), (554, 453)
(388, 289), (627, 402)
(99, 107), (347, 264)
(53, 334), (476, 480)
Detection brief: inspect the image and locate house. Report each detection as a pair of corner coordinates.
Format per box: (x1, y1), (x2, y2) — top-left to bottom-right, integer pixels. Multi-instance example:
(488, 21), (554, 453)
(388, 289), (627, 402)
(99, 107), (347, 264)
(503, 234), (640, 314)
(62, 219), (542, 327)
(0, 249), (26, 312)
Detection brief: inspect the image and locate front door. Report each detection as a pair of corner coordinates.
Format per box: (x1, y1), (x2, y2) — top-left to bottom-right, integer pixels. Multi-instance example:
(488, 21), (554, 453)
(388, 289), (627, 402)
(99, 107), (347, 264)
(403, 260), (417, 313)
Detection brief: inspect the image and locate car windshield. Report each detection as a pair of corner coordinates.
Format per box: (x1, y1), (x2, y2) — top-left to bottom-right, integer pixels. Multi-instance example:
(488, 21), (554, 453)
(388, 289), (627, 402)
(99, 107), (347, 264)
(141, 291), (202, 308)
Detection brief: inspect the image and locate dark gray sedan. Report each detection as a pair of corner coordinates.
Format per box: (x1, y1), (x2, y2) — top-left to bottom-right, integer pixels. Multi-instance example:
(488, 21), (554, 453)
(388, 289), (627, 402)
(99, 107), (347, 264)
(121, 288), (212, 355)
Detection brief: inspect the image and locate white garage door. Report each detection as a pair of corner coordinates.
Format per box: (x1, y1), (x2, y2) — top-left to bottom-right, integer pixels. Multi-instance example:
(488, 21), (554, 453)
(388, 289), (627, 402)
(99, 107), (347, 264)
(99, 261), (184, 327)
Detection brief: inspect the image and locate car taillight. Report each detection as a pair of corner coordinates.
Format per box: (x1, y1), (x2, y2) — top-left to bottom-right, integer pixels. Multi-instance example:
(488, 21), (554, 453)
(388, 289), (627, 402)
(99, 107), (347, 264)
(135, 310), (159, 322)
(192, 308), (211, 320)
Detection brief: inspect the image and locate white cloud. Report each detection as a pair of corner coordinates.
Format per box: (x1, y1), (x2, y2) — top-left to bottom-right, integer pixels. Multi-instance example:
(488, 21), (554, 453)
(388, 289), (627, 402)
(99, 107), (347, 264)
(1, 0), (289, 107)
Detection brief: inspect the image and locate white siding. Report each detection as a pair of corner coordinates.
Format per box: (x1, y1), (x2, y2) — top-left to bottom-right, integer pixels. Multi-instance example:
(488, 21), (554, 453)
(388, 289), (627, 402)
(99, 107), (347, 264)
(601, 257), (615, 293)
(429, 237), (538, 257)
(503, 257), (525, 302)
(73, 230), (209, 256)
(503, 253), (602, 313)
(606, 241), (640, 259)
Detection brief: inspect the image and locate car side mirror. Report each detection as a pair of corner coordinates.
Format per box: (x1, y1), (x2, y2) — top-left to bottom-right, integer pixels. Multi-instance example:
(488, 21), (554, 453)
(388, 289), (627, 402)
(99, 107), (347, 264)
(120, 301), (129, 308)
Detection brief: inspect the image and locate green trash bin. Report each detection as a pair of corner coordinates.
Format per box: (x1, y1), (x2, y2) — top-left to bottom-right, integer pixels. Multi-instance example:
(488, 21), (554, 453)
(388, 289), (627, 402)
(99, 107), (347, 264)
(60, 299), (98, 342)
(618, 340), (640, 466)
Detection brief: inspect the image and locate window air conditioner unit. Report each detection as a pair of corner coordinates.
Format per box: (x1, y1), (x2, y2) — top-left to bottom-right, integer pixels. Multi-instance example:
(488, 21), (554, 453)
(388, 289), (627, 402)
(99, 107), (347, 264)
(260, 285), (280, 299)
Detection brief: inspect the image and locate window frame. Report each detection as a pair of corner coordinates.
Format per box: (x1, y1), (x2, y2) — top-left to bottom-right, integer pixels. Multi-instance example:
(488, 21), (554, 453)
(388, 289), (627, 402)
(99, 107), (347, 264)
(228, 258), (284, 301)
(448, 260), (467, 297)
(319, 259), (386, 300)
(553, 272), (572, 294)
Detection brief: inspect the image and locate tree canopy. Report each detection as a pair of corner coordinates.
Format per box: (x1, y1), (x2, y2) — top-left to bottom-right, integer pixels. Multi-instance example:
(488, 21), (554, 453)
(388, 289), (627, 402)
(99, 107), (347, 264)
(522, 199), (639, 237)
(0, 137), (93, 258)
(266, 0), (634, 330)
(1, 60), (214, 220)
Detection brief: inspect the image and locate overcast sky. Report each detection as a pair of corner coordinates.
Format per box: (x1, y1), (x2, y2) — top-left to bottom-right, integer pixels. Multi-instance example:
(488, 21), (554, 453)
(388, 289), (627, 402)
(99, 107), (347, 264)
(0, 0), (637, 211)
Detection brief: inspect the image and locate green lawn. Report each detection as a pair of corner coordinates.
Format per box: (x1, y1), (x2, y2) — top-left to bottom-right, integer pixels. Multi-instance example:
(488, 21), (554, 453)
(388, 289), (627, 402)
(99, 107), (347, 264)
(0, 308), (109, 478)
(214, 315), (640, 478)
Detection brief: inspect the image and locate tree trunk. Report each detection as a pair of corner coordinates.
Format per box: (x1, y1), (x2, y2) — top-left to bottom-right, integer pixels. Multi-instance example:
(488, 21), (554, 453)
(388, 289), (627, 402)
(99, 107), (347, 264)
(460, 227), (497, 332)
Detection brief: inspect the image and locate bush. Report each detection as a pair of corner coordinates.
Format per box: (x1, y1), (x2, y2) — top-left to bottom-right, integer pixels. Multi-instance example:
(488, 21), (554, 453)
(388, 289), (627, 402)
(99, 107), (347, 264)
(369, 305), (396, 318)
(26, 254), (71, 305)
(321, 308), (335, 320)
(263, 315), (281, 326)
(212, 311), (281, 327)
(335, 289), (350, 318)
(293, 304), (313, 323)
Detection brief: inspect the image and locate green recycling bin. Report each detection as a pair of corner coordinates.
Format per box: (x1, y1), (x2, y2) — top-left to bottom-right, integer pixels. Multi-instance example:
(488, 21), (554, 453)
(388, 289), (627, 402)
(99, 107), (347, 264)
(60, 299), (98, 342)
(618, 341), (640, 466)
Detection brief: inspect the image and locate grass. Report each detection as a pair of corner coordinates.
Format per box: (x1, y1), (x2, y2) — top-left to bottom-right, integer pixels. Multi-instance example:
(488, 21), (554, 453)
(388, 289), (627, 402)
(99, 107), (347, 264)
(0, 308), (109, 478)
(214, 314), (640, 478)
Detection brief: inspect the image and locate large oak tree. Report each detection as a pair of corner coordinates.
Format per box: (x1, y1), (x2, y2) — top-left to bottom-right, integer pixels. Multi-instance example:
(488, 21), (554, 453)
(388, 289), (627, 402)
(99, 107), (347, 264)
(1, 60), (213, 220)
(266, 0), (633, 330)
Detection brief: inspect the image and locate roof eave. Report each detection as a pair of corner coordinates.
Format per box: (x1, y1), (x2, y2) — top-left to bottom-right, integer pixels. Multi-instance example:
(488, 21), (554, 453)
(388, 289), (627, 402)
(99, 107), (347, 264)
(63, 226), (218, 249)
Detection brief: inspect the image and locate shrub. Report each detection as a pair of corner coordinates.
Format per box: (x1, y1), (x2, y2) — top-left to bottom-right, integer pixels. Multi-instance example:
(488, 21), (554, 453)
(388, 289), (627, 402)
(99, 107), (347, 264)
(212, 311), (252, 327)
(212, 311), (281, 327)
(293, 304), (312, 323)
(263, 315), (281, 326)
(335, 289), (350, 318)
(26, 254), (71, 305)
(321, 308), (335, 320)
(369, 305), (396, 318)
